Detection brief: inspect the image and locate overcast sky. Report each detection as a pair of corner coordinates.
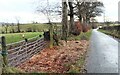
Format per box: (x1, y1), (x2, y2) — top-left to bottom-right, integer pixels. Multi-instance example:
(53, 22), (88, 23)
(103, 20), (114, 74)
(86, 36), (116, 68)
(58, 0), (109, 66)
(0, 0), (119, 23)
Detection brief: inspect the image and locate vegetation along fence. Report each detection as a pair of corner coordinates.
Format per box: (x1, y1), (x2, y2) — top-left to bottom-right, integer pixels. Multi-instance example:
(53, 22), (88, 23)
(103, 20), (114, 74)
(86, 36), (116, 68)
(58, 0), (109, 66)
(0, 36), (49, 67)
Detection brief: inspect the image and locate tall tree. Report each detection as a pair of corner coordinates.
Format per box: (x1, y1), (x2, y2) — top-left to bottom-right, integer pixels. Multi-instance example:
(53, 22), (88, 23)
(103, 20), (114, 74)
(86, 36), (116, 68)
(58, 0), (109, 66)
(62, 0), (68, 42)
(68, 0), (74, 34)
(74, 1), (104, 25)
(85, 2), (104, 24)
(41, 0), (53, 48)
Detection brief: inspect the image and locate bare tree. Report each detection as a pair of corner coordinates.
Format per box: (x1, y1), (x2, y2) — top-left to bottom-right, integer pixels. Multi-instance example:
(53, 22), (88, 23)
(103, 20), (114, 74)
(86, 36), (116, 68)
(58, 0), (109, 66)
(36, 0), (60, 48)
(15, 17), (21, 32)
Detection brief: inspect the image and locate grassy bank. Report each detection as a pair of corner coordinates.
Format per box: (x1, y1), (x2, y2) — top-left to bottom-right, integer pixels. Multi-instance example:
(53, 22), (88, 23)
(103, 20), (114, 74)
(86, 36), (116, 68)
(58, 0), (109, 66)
(99, 29), (120, 39)
(67, 54), (86, 73)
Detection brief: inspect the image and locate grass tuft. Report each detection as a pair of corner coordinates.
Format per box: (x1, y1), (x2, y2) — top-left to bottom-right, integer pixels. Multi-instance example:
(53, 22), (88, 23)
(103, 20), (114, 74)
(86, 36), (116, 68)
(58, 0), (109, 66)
(2, 67), (24, 73)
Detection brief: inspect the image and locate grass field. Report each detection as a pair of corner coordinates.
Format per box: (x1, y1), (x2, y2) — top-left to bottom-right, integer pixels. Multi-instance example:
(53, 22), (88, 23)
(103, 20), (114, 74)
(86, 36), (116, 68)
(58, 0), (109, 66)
(0, 32), (43, 44)
(0, 23), (62, 33)
(0, 24), (49, 33)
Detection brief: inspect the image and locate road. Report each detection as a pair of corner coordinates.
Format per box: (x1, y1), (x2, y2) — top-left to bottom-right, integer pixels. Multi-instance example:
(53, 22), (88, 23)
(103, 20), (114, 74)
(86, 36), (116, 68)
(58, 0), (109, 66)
(86, 29), (119, 73)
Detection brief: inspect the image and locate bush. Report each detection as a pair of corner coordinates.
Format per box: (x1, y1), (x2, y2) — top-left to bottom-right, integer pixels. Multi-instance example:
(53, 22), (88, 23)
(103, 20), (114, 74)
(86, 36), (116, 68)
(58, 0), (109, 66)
(26, 28), (32, 32)
(82, 25), (89, 33)
(72, 21), (82, 36)
(2, 31), (5, 34)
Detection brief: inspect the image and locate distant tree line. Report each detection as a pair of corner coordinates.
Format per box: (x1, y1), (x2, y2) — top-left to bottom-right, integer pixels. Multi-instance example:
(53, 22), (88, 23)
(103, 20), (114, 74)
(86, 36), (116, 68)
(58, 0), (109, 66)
(0, 23), (56, 34)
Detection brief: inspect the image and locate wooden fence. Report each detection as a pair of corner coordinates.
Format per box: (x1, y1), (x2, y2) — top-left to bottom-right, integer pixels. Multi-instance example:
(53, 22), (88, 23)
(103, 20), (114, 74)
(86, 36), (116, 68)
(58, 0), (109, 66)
(0, 29), (63, 68)
(8, 37), (48, 67)
(0, 36), (49, 67)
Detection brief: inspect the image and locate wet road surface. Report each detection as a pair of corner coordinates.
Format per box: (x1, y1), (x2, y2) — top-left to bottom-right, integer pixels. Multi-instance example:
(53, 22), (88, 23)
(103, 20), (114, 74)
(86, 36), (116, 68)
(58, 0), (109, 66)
(86, 29), (119, 73)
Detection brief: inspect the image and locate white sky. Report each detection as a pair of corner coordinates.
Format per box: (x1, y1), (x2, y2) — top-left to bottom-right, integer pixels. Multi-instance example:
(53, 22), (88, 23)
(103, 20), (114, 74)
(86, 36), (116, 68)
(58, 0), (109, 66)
(96, 0), (119, 22)
(0, 0), (119, 23)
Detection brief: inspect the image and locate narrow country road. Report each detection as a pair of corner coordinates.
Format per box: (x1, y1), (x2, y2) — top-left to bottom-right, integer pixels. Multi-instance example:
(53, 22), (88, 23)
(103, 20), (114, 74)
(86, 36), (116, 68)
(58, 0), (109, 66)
(86, 29), (119, 73)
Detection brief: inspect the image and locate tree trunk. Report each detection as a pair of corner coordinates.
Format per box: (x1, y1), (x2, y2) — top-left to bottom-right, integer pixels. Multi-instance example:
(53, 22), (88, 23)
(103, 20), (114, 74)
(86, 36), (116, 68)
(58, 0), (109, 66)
(17, 22), (20, 32)
(78, 15), (82, 23)
(77, 2), (82, 23)
(49, 21), (53, 48)
(5, 27), (8, 34)
(68, 1), (74, 35)
(62, 0), (68, 42)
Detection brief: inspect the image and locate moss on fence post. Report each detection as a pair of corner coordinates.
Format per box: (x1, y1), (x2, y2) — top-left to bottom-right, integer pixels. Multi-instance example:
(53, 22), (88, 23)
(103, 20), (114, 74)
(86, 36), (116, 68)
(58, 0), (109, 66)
(1, 36), (8, 67)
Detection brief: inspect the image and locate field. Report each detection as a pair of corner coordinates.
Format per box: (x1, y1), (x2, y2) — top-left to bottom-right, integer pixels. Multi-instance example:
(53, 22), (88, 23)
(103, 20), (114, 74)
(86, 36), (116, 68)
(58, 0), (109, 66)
(0, 24), (48, 33)
(0, 32), (43, 44)
(0, 23), (62, 33)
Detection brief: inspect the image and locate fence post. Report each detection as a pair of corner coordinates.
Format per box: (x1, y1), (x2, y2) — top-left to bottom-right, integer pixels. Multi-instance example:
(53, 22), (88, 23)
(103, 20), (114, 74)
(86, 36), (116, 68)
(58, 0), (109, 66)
(0, 51), (3, 75)
(1, 36), (8, 67)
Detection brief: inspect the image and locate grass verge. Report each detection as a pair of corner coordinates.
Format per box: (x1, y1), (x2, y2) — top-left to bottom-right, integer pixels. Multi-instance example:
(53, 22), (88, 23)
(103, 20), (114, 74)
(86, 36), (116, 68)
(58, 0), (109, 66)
(66, 30), (92, 73)
(99, 29), (120, 39)
(2, 67), (24, 73)
(67, 56), (86, 73)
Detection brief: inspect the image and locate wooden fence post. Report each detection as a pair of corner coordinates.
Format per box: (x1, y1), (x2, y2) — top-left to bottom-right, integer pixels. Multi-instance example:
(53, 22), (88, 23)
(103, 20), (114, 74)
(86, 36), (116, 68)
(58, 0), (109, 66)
(0, 51), (3, 75)
(1, 36), (8, 67)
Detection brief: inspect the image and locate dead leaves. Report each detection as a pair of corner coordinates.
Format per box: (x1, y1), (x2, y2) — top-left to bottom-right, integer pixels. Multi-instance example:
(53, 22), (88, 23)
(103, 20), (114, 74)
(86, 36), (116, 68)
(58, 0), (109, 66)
(17, 40), (89, 73)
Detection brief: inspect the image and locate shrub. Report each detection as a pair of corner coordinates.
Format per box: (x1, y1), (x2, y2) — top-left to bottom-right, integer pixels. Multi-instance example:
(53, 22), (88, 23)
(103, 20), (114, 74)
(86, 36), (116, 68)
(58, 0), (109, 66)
(72, 21), (82, 36)
(26, 28), (32, 32)
(82, 24), (89, 33)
